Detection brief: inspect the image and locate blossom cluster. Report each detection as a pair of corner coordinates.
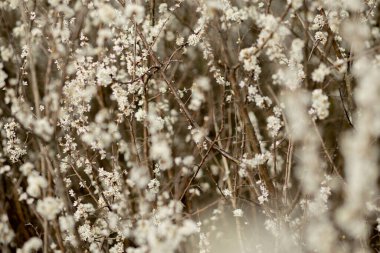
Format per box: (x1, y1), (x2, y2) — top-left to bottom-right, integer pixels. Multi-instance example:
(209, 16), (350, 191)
(0, 0), (380, 252)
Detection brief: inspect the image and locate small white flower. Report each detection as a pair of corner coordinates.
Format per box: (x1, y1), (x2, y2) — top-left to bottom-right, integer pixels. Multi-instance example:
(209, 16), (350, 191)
(233, 208), (244, 217)
(96, 66), (113, 86)
(0, 62), (8, 89)
(312, 63), (330, 83)
(0, 165), (10, 174)
(33, 118), (53, 141)
(125, 4), (145, 24)
(239, 47), (261, 80)
(19, 237), (42, 253)
(1, 46), (13, 62)
(20, 162), (34, 176)
(176, 36), (185, 46)
(315, 31), (328, 45)
(21, 45), (29, 59)
(267, 116), (282, 137)
(312, 15), (325, 30)
(222, 189), (232, 197)
(135, 108), (146, 122)
(310, 89), (330, 120)
(148, 178), (160, 194)
(188, 34), (200, 46)
(26, 173), (48, 198)
(98, 4), (116, 24)
(36, 197), (63, 220)
(0, 215), (15, 245)
(158, 3), (168, 13)
(257, 180), (269, 204)
(30, 12), (36, 20)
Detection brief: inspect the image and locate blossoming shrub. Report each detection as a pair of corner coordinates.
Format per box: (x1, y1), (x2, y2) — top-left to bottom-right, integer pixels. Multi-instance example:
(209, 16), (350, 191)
(0, 0), (380, 252)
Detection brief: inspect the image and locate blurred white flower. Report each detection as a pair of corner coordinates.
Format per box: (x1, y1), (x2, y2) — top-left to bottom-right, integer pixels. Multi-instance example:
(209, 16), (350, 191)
(36, 197), (63, 220)
(233, 209), (244, 217)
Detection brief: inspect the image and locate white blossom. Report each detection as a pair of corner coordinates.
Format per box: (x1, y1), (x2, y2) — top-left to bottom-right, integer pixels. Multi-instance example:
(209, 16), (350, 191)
(17, 237), (42, 253)
(233, 209), (244, 217)
(98, 3), (116, 24)
(314, 31), (328, 45)
(148, 178), (160, 194)
(222, 189), (232, 197)
(266, 115), (282, 137)
(1, 1), (380, 252)
(36, 197), (63, 220)
(1, 46), (13, 62)
(125, 4), (145, 24)
(19, 162), (34, 176)
(0, 215), (15, 245)
(310, 89), (330, 120)
(239, 47), (261, 80)
(26, 173), (48, 198)
(0, 62), (7, 89)
(311, 63), (330, 83)
(135, 108), (147, 122)
(188, 34), (200, 46)
(176, 36), (185, 46)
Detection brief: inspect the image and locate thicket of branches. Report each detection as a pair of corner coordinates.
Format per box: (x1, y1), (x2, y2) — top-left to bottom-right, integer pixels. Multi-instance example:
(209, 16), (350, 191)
(1, 0), (380, 252)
